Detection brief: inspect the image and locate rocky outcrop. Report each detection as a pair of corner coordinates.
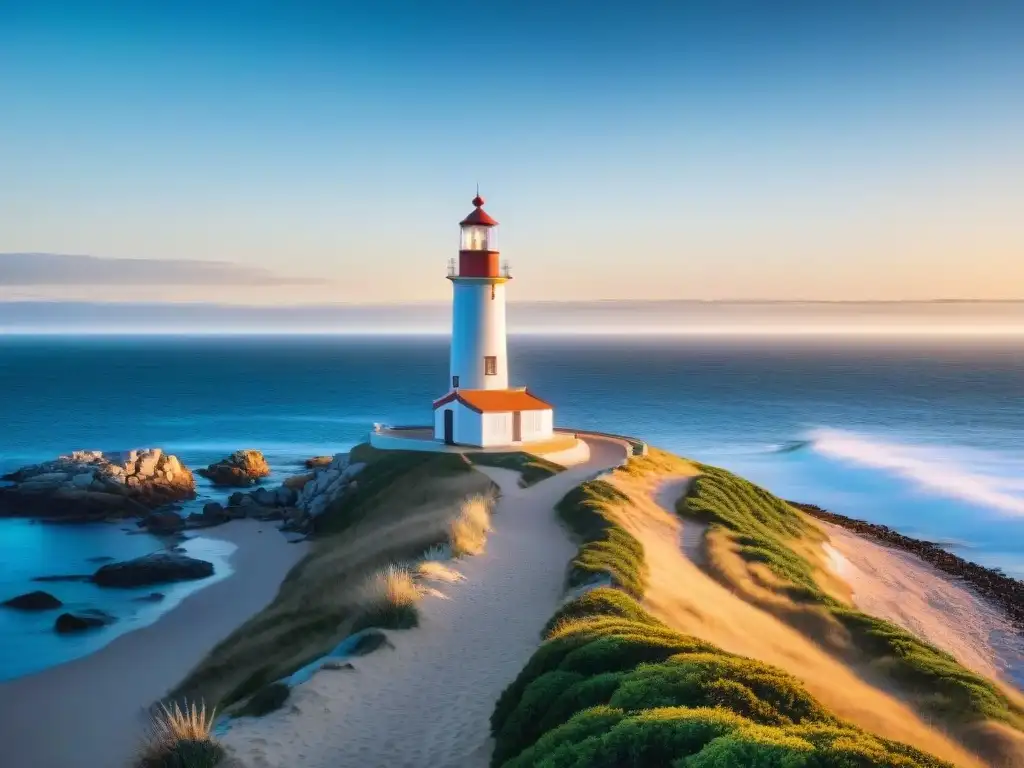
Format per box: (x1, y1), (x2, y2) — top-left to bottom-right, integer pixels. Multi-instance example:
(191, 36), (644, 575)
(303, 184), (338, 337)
(2, 590), (62, 610)
(0, 449), (195, 522)
(92, 553), (214, 588)
(304, 456), (333, 469)
(55, 609), (114, 633)
(295, 454), (365, 519)
(197, 450), (271, 487)
(792, 501), (1024, 627)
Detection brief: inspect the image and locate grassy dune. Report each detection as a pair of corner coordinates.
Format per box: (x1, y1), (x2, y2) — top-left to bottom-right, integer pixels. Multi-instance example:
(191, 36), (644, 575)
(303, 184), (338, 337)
(490, 461), (956, 767)
(678, 462), (1024, 752)
(167, 446), (496, 713)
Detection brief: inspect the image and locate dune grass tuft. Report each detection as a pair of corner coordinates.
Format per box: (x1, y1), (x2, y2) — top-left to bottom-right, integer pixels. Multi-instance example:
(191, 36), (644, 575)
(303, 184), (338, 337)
(136, 700), (223, 768)
(449, 493), (494, 557)
(351, 563), (422, 633)
(415, 559), (465, 584)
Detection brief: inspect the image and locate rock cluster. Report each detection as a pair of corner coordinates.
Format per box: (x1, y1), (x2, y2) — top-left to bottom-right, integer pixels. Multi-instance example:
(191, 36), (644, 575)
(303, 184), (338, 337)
(792, 501), (1024, 627)
(197, 450), (271, 487)
(2, 590), (63, 611)
(294, 454), (365, 519)
(91, 552), (214, 588)
(0, 449), (195, 521)
(55, 609), (115, 634)
(195, 452), (365, 535)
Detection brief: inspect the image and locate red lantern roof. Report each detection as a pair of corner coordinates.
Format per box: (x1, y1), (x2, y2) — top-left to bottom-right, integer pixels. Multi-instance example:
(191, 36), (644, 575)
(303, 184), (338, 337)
(460, 192), (498, 227)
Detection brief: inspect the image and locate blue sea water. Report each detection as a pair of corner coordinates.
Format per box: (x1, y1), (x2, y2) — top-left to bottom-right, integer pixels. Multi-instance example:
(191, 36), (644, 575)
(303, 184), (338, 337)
(1, 334), (1022, 680)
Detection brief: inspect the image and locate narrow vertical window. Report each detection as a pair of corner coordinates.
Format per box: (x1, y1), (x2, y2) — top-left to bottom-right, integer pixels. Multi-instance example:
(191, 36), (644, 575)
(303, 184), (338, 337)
(484, 356), (497, 376)
(452, 375), (460, 388)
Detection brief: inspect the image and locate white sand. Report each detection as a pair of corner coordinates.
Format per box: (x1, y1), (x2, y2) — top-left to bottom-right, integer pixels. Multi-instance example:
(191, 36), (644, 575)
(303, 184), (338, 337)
(820, 522), (1023, 687)
(220, 437), (629, 768)
(0, 520), (308, 768)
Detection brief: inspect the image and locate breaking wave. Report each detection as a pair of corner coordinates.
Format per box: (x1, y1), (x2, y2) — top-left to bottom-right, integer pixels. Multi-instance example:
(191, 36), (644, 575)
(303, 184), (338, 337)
(805, 427), (1024, 518)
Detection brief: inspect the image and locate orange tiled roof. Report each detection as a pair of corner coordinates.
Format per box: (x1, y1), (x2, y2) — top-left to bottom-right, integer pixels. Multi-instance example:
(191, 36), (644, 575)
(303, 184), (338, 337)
(433, 388), (552, 413)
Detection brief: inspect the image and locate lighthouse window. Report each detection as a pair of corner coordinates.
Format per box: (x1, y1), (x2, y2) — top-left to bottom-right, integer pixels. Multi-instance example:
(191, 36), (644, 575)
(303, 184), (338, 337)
(461, 225), (492, 251)
(484, 356), (497, 376)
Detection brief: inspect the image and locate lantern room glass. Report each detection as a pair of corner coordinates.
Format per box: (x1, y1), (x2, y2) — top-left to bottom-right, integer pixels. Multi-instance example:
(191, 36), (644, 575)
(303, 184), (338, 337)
(460, 224), (495, 251)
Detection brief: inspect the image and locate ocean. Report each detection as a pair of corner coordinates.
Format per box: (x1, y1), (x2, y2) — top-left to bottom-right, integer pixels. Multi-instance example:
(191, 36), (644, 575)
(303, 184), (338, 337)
(1, 334), (1022, 681)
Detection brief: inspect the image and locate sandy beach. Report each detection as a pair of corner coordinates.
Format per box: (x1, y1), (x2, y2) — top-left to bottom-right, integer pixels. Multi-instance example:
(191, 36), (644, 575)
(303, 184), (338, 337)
(218, 437), (627, 768)
(0, 520), (309, 768)
(821, 521), (1023, 688)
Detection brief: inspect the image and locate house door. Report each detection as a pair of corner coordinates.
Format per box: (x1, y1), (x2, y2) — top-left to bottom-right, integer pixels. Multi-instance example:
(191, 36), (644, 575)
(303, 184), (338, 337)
(443, 409), (455, 444)
(512, 410), (522, 442)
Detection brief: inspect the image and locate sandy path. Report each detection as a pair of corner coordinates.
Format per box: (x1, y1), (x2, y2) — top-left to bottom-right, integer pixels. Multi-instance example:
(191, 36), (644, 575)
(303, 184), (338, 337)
(821, 522), (1023, 688)
(624, 476), (987, 768)
(221, 437), (629, 768)
(0, 521), (308, 768)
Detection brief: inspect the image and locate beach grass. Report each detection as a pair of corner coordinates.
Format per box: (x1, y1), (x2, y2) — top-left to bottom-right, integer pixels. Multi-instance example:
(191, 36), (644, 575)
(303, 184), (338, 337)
(167, 445), (496, 712)
(677, 462), (1024, 736)
(449, 492), (494, 557)
(489, 458), (957, 768)
(351, 563), (422, 633)
(136, 701), (223, 768)
(465, 451), (565, 487)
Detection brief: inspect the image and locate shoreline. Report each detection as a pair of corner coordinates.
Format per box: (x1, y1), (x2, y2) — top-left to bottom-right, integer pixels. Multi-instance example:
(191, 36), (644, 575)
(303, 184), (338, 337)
(0, 518), (308, 768)
(791, 500), (1024, 628)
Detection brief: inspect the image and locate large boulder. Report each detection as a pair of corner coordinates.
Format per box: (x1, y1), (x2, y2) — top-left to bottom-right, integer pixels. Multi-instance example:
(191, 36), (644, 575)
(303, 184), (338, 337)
(198, 450), (271, 487)
(55, 609), (114, 634)
(0, 449), (195, 522)
(2, 590), (62, 611)
(92, 553), (214, 588)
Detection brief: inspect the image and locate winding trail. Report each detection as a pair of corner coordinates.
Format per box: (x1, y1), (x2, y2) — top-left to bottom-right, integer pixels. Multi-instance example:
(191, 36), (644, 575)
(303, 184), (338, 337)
(221, 437), (628, 768)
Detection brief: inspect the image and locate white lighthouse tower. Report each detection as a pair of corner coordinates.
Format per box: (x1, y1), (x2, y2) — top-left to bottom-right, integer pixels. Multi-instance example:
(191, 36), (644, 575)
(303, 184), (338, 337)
(432, 192), (554, 447)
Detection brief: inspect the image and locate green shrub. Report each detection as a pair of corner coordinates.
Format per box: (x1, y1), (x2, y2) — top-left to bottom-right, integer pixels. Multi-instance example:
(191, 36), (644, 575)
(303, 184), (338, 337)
(237, 681), (290, 718)
(556, 480), (631, 541)
(568, 539), (645, 599)
(543, 588), (663, 638)
(492, 670), (586, 764)
(608, 654), (834, 727)
(501, 706), (627, 768)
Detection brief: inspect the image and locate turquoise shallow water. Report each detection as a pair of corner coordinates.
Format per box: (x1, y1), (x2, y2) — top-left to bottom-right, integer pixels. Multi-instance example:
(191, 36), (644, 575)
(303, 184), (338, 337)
(0, 334), (1022, 680)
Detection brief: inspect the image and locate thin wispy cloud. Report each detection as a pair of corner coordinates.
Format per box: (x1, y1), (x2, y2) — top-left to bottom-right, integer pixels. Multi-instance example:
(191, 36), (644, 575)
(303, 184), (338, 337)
(0, 253), (322, 287)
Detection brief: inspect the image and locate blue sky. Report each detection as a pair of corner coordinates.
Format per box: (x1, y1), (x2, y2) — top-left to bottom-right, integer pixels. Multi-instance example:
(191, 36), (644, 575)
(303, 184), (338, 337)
(1, 1), (1022, 304)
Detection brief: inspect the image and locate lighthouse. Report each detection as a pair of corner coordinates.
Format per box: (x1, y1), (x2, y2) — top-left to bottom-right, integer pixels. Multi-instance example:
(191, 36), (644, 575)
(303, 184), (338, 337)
(432, 192), (554, 447)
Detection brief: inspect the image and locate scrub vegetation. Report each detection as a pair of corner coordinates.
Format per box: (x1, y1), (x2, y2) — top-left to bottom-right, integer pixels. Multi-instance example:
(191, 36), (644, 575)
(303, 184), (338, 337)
(489, 457), (956, 768)
(136, 701), (223, 768)
(678, 463), (1024, 738)
(466, 451), (565, 487)
(167, 445), (496, 714)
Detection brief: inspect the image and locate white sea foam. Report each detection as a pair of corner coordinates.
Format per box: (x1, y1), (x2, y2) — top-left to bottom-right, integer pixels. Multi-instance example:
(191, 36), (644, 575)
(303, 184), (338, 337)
(809, 428), (1024, 517)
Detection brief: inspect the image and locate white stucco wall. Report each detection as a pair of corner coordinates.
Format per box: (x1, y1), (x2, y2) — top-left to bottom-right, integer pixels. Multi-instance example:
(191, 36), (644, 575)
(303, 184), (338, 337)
(449, 280), (508, 390)
(481, 412), (512, 446)
(519, 408), (554, 442)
